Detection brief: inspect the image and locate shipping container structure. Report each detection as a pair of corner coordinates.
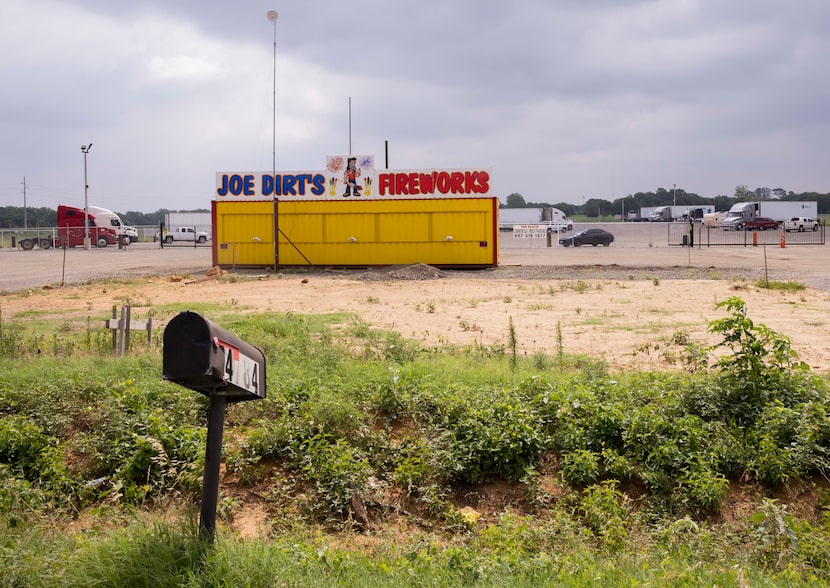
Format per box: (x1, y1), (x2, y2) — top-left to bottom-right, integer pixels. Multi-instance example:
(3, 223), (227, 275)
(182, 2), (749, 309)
(212, 157), (499, 269)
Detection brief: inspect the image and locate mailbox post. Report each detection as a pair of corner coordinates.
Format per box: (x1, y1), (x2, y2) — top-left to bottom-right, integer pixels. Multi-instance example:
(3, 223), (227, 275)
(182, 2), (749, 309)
(163, 311), (266, 541)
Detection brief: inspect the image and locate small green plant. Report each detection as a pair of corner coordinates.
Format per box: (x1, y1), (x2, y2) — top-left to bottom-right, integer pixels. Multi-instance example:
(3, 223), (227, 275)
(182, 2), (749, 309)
(531, 350), (548, 370)
(459, 319), (480, 332)
(750, 499), (798, 567)
(755, 279), (806, 292)
(570, 481), (629, 551)
(507, 317), (518, 370)
(561, 449), (599, 486)
(707, 296), (808, 424)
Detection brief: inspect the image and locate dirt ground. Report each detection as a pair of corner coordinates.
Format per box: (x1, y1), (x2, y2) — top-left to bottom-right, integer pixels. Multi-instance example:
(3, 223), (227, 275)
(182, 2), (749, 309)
(3, 261), (829, 373)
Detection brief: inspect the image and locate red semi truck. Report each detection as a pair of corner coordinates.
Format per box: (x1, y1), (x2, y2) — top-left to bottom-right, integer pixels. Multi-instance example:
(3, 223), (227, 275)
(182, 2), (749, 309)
(17, 205), (121, 250)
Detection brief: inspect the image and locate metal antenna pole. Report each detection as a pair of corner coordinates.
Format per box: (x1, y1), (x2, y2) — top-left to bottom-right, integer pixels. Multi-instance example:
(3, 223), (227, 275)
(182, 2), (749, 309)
(267, 10), (280, 272)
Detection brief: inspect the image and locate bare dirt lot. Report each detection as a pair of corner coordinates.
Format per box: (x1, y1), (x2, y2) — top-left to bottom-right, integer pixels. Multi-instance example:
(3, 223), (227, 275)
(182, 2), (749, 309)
(2, 224), (829, 373)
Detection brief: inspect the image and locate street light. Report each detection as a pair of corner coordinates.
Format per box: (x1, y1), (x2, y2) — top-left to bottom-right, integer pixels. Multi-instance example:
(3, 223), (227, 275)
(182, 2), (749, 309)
(267, 10), (278, 176)
(267, 10), (279, 272)
(673, 183), (676, 208)
(81, 143), (93, 249)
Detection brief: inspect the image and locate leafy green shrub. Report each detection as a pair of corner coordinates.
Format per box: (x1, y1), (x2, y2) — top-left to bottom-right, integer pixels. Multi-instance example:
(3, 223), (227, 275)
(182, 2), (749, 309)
(569, 481), (630, 551)
(440, 395), (546, 483)
(299, 436), (371, 519)
(673, 463), (728, 513)
(707, 296), (810, 425)
(392, 436), (435, 493)
(0, 415), (73, 492)
(0, 464), (50, 518)
(561, 449), (600, 486)
(746, 401), (830, 486)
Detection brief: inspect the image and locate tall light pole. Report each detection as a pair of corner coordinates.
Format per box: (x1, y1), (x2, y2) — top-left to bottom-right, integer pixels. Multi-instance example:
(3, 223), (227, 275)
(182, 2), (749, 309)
(81, 143), (93, 249)
(266, 10), (279, 272)
(267, 10), (278, 176)
(673, 183), (676, 208)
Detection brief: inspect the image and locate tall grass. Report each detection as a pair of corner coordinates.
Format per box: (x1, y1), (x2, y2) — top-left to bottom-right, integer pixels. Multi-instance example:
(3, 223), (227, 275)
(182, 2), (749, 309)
(2, 300), (830, 584)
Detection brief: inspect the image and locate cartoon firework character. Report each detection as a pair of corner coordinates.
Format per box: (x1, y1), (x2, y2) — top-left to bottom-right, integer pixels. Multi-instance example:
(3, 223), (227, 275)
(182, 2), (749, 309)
(342, 157), (362, 197)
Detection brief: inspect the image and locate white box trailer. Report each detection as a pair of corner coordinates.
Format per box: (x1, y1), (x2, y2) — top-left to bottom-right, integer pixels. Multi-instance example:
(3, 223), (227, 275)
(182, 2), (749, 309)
(499, 207), (572, 231)
(723, 201), (818, 224)
(164, 212), (212, 236)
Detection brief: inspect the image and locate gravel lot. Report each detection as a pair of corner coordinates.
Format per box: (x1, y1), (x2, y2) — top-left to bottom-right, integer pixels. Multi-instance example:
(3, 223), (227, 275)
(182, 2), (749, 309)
(1, 223), (827, 292)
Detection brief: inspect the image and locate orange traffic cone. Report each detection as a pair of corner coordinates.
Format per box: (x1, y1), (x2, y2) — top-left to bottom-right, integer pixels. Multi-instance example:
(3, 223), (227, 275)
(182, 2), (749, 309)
(780, 230), (786, 248)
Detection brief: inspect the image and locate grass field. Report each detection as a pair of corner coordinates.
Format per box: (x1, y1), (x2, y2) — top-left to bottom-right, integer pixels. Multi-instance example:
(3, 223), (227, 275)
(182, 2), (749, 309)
(2, 293), (830, 586)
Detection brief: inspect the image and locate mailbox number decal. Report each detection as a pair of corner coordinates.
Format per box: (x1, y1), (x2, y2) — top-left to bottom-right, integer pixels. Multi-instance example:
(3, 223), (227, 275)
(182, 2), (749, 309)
(213, 337), (260, 395)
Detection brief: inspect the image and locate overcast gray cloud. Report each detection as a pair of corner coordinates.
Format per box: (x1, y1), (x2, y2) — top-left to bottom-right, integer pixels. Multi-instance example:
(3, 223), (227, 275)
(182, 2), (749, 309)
(1, 0), (828, 213)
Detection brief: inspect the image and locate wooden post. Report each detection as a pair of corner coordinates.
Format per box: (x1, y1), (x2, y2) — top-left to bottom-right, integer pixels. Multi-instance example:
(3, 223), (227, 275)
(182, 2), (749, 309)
(125, 305), (132, 354)
(118, 306), (127, 356)
(111, 305), (118, 354)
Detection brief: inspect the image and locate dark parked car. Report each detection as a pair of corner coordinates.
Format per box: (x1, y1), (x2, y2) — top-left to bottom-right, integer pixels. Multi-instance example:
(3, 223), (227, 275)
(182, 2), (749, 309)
(559, 228), (614, 247)
(744, 217), (779, 231)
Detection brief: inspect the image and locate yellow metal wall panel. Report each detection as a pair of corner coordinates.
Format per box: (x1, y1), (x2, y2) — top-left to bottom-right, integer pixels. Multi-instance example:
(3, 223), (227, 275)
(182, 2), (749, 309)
(277, 213), (324, 243)
(325, 213), (376, 243)
(213, 198), (498, 268)
(378, 213), (430, 243)
(213, 201), (274, 266)
(431, 212), (488, 242)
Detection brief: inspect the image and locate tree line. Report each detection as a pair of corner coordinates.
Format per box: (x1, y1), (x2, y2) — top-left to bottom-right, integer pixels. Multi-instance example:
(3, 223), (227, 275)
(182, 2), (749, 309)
(0, 207), (209, 229)
(504, 186), (830, 218)
(2, 186), (828, 228)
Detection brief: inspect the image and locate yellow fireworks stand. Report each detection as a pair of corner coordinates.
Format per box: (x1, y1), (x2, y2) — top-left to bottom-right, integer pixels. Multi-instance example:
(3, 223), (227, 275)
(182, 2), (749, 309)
(211, 197), (499, 269)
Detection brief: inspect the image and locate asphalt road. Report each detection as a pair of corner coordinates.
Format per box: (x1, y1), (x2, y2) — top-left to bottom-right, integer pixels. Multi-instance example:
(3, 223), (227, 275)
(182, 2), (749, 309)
(1, 223), (827, 292)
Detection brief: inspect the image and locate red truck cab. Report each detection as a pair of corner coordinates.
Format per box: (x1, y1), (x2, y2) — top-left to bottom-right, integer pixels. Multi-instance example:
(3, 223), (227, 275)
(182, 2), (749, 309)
(57, 205), (120, 248)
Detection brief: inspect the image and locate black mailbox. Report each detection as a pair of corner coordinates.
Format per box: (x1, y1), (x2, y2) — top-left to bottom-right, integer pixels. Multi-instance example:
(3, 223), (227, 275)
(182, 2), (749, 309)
(163, 311), (266, 402)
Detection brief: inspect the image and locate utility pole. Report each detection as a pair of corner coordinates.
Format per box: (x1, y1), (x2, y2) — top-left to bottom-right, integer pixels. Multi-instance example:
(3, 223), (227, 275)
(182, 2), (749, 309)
(81, 143), (93, 249)
(22, 176), (27, 229)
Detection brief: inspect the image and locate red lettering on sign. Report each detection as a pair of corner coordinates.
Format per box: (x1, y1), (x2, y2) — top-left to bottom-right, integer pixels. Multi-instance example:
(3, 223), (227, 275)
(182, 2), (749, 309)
(394, 173), (409, 195)
(378, 173), (392, 196)
(450, 172), (464, 193)
(477, 170), (490, 193)
(419, 173), (435, 194)
(376, 170), (489, 196)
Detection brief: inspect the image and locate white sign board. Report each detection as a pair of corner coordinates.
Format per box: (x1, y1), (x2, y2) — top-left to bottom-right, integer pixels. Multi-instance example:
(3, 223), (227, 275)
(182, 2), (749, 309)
(512, 224), (547, 239)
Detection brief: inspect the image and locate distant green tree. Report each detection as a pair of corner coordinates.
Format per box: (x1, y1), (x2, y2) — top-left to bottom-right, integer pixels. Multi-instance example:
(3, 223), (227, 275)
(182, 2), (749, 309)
(505, 193), (526, 208)
(584, 198), (613, 218)
(734, 185), (752, 200)
(713, 196), (732, 212)
(552, 202), (576, 217)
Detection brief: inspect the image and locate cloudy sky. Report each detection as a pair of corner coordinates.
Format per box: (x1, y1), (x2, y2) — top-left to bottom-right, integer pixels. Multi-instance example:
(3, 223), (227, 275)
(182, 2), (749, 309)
(1, 0), (828, 213)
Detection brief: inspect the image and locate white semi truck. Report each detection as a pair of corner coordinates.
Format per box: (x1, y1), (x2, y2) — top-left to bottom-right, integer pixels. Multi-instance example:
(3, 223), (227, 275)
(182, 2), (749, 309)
(721, 201), (818, 230)
(87, 206), (139, 242)
(498, 207), (573, 231)
(646, 205), (714, 222)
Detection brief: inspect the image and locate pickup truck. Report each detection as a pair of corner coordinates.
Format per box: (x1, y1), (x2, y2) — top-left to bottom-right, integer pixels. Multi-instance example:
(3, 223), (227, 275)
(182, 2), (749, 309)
(164, 227), (209, 244)
(540, 220), (574, 233)
(783, 217), (820, 232)
(744, 217), (779, 231)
